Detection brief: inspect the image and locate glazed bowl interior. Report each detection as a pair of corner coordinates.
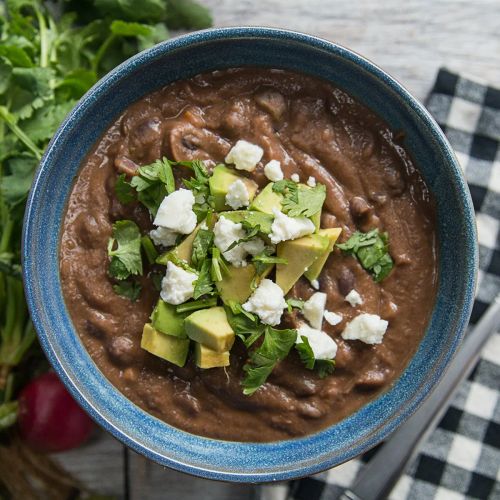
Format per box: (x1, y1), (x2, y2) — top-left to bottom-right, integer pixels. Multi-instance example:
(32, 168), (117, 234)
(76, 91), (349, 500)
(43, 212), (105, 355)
(23, 27), (477, 482)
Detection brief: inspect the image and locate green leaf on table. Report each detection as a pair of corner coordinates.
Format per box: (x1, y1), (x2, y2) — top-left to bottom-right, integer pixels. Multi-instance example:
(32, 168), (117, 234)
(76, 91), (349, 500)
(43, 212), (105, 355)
(107, 220), (143, 279)
(110, 20), (153, 37)
(337, 229), (394, 282)
(0, 45), (33, 68)
(137, 23), (169, 51)
(55, 69), (97, 99)
(165, 0), (213, 29)
(0, 57), (13, 94)
(93, 0), (168, 22)
(0, 154), (37, 206)
(113, 279), (142, 301)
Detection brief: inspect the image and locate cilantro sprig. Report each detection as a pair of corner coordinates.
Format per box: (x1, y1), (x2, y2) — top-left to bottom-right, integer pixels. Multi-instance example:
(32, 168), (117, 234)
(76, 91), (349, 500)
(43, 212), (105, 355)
(295, 336), (336, 378)
(107, 220), (143, 279)
(182, 160), (214, 220)
(272, 180), (326, 218)
(336, 229), (394, 282)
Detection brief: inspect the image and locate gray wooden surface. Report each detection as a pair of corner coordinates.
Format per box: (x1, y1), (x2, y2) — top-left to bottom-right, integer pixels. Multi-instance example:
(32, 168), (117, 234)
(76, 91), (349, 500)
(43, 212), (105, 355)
(53, 1), (500, 498)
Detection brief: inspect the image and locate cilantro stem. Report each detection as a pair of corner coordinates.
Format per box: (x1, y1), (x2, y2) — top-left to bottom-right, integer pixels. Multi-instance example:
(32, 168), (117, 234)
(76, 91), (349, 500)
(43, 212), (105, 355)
(176, 297), (217, 314)
(34, 5), (49, 68)
(92, 34), (117, 73)
(0, 108), (42, 160)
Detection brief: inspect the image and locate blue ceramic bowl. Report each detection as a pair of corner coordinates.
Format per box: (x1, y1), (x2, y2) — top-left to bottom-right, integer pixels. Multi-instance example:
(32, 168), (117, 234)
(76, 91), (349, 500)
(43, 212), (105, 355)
(23, 27), (477, 482)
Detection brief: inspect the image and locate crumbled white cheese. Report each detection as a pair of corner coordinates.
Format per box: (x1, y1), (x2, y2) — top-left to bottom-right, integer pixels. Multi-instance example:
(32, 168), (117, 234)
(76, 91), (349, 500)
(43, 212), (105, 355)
(213, 216), (265, 267)
(243, 278), (287, 326)
(264, 160), (284, 182)
(303, 292), (327, 329)
(269, 208), (315, 244)
(160, 261), (197, 305)
(345, 289), (363, 306)
(324, 311), (342, 326)
(341, 313), (388, 345)
(149, 227), (178, 248)
(225, 179), (250, 210)
(311, 279), (320, 290)
(291, 173), (300, 182)
(225, 140), (263, 172)
(307, 176), (317, 187)
(153, 189), (197, 235)
(296, 324), (337, 360)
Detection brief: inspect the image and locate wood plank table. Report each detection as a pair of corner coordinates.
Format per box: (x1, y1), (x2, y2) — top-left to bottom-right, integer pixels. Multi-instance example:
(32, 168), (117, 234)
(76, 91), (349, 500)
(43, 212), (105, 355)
(53, 1), (500, 498)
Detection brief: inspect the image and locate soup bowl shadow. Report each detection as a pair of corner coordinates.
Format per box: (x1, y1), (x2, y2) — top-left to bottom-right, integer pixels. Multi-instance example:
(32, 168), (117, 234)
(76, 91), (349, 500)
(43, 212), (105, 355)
(22, 27), (477, 482)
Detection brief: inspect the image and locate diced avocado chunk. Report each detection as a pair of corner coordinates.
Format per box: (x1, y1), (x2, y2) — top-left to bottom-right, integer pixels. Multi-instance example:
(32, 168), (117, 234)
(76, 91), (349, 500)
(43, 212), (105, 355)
(249, 183), (283, 214)
(141, 323), (190, 367)
(216, 263), (273, 304)
(276, 234), (330, 294)
(185, 306), (235, 353)
(151, 299), (187, 338)
(219, 210), (274, 234)
(194, 342), (230, 369)
(156, 223), (201, 265)
(209, 164), (258, 211)
(304, 228), (342, 282)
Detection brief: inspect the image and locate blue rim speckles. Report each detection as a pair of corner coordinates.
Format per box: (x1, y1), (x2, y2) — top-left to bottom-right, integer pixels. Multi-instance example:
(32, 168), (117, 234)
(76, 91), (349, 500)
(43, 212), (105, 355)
(22, 27), (478, 482)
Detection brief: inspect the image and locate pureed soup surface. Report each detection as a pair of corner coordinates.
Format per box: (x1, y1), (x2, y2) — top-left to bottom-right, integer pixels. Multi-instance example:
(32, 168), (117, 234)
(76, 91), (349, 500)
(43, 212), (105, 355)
(60, 68), (437, 442)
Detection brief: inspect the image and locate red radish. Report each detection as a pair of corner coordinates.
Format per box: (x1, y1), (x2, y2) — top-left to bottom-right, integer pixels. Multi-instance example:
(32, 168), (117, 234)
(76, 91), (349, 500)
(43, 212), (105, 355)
(17, 371), (94, 453)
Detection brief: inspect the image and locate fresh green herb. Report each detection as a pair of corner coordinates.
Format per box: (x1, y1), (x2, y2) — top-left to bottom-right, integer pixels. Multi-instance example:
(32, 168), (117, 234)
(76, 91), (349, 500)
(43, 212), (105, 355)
(242, 326), (297, 395)
(115, 173), (136, 204)
(182, 160), (214, 221)
(107, 220), (143, 279)
(113, 279), (142, 302)
(129, 157), (175, 215)
(0, 401), (18, 431)
(286, 298), (304, 312)
(164, 0), (213, 29)
(295, 336), (336, 378)
(176, 296), (217, 314)
(192, 259), (214, 299)
(211, 246), (228, 282)
(191, 228), (214, 269)
(252, 249), (287, 272)
(141, 235), (158, 265)
(272, 180), (326, 218)
(225, 222), (260, 252)
(225, 302), (265, 348)
(336, 229), (394, 282)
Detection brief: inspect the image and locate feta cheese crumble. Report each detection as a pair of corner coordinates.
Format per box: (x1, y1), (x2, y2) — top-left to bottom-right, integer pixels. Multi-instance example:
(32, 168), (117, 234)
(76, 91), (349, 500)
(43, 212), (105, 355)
(296, 324), (337, 360)
(291, 173), (300, 182)
(264, 160), (284, 182)
(225, 179), (250, 210)
(345, 289), (363, 306)
(243, 278), (286, 326)
(153, 189), (197, 235)
(160, 261), (197, 305)
(303, 292), (327, 329)
(324, 311), (342, 326)
(225, 140), (263, 172)
(307, 176), (317, 187)
(149, 226), (178, 248)
(269, 208), (315, 244)
(213, 216), (265, 267)
(310, 279), (320, 290)
(341, 313), (388, 345)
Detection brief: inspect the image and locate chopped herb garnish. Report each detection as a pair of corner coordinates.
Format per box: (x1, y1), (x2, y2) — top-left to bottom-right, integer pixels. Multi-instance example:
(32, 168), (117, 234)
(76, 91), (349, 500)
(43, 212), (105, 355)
(113, 280), (142, 302)
(193, 260), (215, 299)
(336, 229), (394, 282)
(273, 180), (326, 218)
(211, 247), (228, 282)
(191, 228), (214, 269)
(107, 220), (143, 279)
(176, 297), (218, 314)
(115, 174), (135, 204)
(286, 298), (304, 312)
(242, 326), (297, 395)
(182, 160), (214, 221)
(225, 302), (265, 348)
(225, 222), (261, 252)
(141, 235), (158, 265)
(295, 336), (336, 378)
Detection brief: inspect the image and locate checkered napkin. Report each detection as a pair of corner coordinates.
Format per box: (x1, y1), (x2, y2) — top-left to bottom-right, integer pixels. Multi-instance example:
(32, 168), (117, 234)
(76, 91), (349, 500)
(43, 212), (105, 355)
(260, 69), (500, 500)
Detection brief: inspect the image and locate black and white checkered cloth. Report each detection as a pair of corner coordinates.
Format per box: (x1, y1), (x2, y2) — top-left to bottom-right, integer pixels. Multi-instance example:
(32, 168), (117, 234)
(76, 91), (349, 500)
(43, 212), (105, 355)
(261, 69), (500, 500)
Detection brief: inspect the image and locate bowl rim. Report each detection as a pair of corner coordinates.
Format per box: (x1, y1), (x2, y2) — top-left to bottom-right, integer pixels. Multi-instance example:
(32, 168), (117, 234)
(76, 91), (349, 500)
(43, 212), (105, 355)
(22, 26), (478, 482)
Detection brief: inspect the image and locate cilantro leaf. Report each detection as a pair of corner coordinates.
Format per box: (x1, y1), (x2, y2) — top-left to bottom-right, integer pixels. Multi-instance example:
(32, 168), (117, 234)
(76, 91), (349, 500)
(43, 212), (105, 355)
(165, 0), (213, 29)
(110, 20), (152, 37)
(176, 296), (217, 314)
(191, 228), (214, 270)
(140, 235), (158, 264)
(295, 336), (336, 378)
(113, 279), (142, 301)
(192, 259), (214, 299)
(182, 160), (214, 221)
(337, 229), (394, 282)
(225, 302), (265, 348)
(316, 359), (336, 378)
(286, 298), (304, 312)
(211, 246), (228, 282)
(242, 360), (276, 396)
(115, 173), (135, 204)
(107, 220), (143, 279)
(272, 180), (326, 217)
(93, 0), (168, 23)
(225, 222), (260, 252)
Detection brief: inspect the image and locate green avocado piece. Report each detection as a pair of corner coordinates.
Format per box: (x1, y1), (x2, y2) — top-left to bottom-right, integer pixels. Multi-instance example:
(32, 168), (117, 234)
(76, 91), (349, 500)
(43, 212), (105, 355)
(304, 228), (342, 282)
(219, 210), (274, 234)
(209, 164), (258, 211)
(185, 306), (235, 353)
(141, 323), (190, 367)
(249, 183), (283, 214)
(276, 234), (330, 294)
(151, 299), (187, 338)
(311, 209), (321, 232)
(194, 342), (230, 369)
(215, 263), (273, 304)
